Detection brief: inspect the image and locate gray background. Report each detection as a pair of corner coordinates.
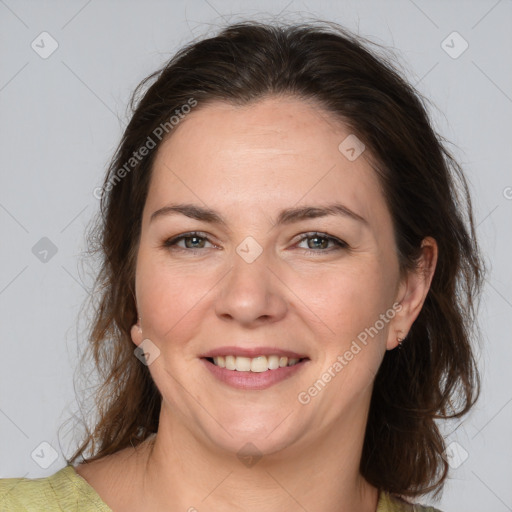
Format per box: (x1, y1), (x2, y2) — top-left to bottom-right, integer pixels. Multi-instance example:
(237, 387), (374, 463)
(1, 1), (511, 510)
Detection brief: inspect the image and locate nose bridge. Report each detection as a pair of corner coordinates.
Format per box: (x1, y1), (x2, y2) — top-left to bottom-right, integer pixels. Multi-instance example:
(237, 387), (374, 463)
(215, 235), (287, 325)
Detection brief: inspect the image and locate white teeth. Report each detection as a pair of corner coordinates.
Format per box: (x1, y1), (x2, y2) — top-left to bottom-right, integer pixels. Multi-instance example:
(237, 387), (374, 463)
(235, 356), (251, 372)
(225, 355), (236, 370)
(210, 355), (304, 372)
(213, 356), (225, 368)
(267, 355), (280, 370)
(251, 356), (268, 373)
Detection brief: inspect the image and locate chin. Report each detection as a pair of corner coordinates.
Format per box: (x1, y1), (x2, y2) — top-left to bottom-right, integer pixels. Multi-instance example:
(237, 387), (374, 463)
(198, 414), (306, 461)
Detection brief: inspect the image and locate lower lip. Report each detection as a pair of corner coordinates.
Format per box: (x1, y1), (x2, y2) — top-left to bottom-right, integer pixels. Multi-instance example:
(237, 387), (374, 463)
(201, 358), (309, 390)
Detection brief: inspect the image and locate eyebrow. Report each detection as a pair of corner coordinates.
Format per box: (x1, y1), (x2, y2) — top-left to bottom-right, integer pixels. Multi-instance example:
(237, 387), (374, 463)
(150, 202), (368, 227)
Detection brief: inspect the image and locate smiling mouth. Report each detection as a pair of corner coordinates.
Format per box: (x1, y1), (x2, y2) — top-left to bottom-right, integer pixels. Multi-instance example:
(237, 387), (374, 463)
(204, 355), (309, 372)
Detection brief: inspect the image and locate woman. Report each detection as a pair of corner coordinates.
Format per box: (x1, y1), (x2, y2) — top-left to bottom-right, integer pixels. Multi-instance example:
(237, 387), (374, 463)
(0, 20), (483, 511)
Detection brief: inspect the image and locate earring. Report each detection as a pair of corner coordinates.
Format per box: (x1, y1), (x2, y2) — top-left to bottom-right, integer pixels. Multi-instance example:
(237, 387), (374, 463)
(397, 334), (407, 350)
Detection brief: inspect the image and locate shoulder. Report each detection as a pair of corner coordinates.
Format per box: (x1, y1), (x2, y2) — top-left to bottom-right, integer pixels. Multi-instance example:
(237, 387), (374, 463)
(0, 465), (112, 511)
(377, 490), (444, 512)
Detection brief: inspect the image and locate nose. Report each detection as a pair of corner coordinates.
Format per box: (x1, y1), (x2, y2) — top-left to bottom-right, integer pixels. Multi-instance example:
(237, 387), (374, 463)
(214, 246), (288, 327)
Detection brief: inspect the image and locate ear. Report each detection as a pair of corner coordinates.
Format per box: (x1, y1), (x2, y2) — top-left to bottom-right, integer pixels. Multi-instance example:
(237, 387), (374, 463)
(131, 317), (143, 347)
(387, 236), (438, 350)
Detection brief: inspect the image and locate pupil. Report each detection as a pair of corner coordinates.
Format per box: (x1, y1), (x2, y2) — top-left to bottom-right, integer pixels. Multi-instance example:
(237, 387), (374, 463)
(310, 236), (327, 249)
(186, 236), (203, 249)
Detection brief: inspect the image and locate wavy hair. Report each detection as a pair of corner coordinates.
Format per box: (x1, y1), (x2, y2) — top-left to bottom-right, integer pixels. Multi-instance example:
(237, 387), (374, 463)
(65, 20), (484, 498)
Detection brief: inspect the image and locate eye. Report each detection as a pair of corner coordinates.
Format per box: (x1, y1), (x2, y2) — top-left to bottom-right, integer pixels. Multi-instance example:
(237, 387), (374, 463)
(295, 232), (348, 255)
(163, 232), (215, 253)
(162, 231), (349, 256)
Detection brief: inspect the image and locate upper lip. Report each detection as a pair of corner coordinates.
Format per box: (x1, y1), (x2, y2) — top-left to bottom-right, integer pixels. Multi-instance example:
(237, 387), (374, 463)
(200, 346), (309, 359)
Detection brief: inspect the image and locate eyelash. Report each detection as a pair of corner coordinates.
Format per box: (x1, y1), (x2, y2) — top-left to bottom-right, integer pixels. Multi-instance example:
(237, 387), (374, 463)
(162, 231), (348, 256)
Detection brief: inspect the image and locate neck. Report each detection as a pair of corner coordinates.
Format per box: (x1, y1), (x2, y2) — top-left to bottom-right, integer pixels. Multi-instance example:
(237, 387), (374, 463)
(138, 405), (379, 512)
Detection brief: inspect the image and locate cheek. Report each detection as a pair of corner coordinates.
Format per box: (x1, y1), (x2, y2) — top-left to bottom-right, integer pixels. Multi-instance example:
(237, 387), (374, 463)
(316, 271), (395, 375)
(306, 262), (397, 396)
(308, 260), (395, 341)
(294, 265), (395, 422)
(135, 253), (215, 344)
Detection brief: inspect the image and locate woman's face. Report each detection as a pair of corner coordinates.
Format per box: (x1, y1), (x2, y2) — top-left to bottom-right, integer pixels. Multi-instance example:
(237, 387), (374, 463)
(131, 96), (419, 457)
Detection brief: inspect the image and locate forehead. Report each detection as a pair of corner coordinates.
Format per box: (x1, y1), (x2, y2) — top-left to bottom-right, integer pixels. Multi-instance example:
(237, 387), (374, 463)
(146, 96), (389, 229)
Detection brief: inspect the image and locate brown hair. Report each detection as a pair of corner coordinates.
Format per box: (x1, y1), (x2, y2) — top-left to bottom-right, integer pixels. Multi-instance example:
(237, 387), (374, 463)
(65, 20), (484, 498)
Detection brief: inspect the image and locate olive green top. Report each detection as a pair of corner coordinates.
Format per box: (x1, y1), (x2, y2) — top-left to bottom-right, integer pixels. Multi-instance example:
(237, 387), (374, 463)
(0, 465), (442, 511)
